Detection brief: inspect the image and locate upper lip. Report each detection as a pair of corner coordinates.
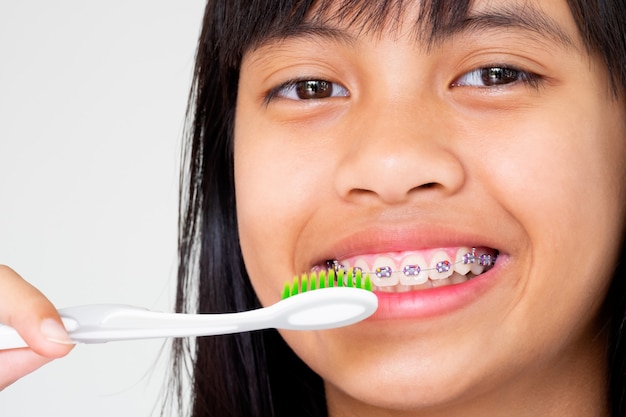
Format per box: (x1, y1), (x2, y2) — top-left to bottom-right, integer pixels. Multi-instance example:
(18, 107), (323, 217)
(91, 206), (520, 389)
(305, 223), (505, 271)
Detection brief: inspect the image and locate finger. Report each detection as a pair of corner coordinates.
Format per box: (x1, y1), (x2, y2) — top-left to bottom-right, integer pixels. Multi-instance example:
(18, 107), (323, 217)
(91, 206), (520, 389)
(0, 348), (54, 391)
(0, 265), (74, 358)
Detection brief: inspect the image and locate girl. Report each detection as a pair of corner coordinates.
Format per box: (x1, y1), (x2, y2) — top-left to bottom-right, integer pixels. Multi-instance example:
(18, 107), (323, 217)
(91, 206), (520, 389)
(2, 0), (626, 416)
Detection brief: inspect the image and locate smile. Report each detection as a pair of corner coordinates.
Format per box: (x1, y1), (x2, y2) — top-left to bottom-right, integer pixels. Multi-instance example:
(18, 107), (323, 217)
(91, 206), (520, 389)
(314, 247), (499, 293)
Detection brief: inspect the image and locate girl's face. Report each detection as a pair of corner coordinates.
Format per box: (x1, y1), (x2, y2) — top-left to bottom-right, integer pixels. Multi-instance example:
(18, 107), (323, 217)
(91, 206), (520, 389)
(235, 0), (626, 414)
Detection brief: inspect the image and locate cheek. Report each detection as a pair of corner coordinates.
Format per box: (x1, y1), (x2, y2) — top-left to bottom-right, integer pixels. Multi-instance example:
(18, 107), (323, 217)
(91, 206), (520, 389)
(478, 100), (626, 312)
(233, 116), (335, 305)
(234, 128), (288, 304)
(482, 97), (625, 238)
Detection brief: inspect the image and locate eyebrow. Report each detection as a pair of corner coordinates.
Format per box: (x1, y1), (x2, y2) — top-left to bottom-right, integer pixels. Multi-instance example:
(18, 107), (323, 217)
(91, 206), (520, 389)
(250, 3), (576, 53)
(451, 5), (575, 49)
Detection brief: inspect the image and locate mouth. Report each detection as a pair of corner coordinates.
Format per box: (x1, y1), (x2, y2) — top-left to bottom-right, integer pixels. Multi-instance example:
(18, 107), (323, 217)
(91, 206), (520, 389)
(312, 246), (499, 293)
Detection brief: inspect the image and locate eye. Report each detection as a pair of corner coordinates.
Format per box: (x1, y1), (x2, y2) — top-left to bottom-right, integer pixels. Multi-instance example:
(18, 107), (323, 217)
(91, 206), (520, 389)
(452, 66), (541, 88)
(267, 79), (350, 101)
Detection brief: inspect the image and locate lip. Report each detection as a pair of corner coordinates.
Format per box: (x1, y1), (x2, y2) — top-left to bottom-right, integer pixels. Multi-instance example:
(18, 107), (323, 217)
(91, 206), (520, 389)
(302, 224), (508, 320)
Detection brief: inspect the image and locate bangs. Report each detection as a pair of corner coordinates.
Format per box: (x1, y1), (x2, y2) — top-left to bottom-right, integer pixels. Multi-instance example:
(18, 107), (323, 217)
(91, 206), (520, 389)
(302, 0), (474, 40)
(212, 0), (473, 68)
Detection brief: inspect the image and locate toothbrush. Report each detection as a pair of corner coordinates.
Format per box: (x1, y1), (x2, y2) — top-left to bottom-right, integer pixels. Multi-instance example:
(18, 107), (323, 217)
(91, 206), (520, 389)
(0, 271), (377, 350)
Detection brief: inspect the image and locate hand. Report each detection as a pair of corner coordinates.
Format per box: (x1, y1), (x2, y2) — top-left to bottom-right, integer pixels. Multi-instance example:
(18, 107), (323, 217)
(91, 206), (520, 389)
(0, 265), (73, 390)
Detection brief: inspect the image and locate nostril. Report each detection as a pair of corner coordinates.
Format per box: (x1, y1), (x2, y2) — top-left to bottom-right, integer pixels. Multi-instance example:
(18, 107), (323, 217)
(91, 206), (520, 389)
(407, 182), (438, 194)
(347, 188), (378, 198)
(335, 145), (466, 203)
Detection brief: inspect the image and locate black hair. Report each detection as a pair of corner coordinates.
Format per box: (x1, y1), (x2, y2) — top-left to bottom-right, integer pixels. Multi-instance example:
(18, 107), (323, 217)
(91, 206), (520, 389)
(167, 1), (626, 416)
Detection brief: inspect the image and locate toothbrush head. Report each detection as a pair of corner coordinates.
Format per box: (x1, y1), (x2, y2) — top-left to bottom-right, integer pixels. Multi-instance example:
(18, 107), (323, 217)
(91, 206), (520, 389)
(281, 268), (373, 299)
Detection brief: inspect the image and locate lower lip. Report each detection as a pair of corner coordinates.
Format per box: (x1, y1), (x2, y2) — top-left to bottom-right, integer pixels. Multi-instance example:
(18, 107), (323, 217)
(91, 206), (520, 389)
(370, 263), (501, 321)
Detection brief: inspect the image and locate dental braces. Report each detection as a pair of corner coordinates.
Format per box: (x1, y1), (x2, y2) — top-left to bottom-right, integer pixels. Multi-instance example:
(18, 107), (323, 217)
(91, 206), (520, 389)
(326, 248), (497, 279)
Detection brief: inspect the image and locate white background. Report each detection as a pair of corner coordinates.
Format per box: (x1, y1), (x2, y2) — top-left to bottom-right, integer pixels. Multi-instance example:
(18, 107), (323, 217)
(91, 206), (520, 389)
(0, 1), (205, 416)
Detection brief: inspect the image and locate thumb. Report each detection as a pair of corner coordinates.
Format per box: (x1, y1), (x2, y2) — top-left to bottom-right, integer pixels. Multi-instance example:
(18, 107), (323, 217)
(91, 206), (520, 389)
(0, 265), (74, 358)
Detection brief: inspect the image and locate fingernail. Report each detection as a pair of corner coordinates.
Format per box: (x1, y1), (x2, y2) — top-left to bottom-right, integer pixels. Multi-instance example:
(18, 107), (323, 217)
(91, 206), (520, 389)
(40, 318), (73, 345)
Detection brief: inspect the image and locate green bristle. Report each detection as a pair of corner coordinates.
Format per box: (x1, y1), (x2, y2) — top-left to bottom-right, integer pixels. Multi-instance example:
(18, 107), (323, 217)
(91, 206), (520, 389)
(300, 273), (309, 293)
(354, 268), (362, 288)
(281, 269), (374, 299)
(318, 270), (327, 289)
(282, 281), (292, 299)
(346, 268), (354, 287)
(309, 272), (318, 291)
(364, 274), (372, 291)
(290, 277), (299, 297)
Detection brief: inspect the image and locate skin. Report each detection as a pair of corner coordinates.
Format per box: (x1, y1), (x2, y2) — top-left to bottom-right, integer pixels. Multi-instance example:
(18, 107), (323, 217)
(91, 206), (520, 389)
(235, 0), (626, 416)
(0, 265), (73, 390)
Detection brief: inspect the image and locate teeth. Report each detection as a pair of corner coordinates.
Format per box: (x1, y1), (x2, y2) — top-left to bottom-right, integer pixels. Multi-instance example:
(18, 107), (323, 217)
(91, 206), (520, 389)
(432, 272), (470, 288)
(453, 246), (473, 275)
(470, 250), (486, 275)
(450, 272), (469, 284)
(431, 276), (449, 287)
(400, 253), (428, 285)
(371, 256), (399, 287)
(319, 247), (498, 292)
(478, 254), (494, 267)
(429, 251), (454, 280)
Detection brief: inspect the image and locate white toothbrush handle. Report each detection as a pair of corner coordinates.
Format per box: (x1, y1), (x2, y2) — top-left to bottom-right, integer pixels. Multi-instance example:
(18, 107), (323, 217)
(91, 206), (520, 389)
(0, 288), (377, 349)
(72, 307), (280, 343)
(63, 289), (376, 342)
(0, 308), (276, 349)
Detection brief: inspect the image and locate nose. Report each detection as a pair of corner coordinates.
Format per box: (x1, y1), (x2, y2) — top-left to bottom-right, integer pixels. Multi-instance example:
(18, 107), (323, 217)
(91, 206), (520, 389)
(334, 99), (465, 205)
